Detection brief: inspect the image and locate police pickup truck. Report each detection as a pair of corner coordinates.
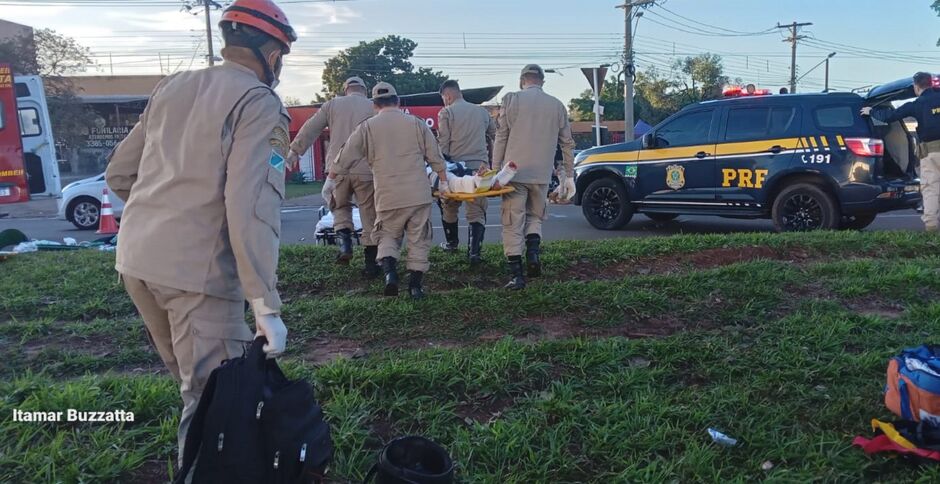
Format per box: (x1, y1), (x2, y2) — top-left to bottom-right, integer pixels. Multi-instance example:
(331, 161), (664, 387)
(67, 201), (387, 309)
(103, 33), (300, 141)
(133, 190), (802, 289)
(574, 79), (924, 231)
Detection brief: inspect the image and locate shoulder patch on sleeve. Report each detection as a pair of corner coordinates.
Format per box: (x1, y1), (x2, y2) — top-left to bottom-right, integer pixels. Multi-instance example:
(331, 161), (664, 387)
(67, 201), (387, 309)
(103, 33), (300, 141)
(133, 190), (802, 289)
(269, 149), (286, 173)
(269, 126), (290, 153)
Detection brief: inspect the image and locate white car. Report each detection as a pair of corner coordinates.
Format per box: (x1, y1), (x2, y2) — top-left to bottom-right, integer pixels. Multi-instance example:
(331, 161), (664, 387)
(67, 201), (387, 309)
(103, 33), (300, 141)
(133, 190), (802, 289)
(57, 174), (125, 230)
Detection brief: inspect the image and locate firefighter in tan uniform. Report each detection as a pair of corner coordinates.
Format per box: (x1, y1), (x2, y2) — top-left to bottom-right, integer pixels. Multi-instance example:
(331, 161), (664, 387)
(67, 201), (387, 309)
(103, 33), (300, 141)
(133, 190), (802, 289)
(493, 64), (576, 290)
(437, 80), (496, 266)
(331, 82), (449, 299)
(105, 0), (295, 464)
(287, 76), (378, 273)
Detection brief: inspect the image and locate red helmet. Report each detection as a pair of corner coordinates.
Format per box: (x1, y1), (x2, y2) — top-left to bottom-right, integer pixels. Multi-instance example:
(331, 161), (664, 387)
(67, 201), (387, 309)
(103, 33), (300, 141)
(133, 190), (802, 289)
(220, 0), (297, 52)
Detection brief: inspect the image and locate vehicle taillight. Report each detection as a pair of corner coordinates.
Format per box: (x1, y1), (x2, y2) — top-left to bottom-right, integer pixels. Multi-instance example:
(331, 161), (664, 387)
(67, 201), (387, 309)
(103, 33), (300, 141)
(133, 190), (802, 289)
(844, 137), (884, 157)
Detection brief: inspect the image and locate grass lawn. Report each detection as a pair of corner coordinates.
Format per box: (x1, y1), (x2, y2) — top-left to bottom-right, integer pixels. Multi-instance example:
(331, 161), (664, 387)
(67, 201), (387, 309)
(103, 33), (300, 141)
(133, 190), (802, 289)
(285, 181), (324, 200)
(2, 231), (940, 482)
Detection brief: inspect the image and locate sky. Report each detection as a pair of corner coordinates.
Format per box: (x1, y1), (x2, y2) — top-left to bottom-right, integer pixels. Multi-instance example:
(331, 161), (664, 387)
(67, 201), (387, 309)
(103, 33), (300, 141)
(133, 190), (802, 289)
(3, 0), (940, 109)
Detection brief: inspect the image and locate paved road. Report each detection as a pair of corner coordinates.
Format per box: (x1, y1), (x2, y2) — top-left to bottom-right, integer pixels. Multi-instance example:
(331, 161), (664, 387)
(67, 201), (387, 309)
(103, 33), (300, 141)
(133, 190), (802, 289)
(1, 200), (927, 247)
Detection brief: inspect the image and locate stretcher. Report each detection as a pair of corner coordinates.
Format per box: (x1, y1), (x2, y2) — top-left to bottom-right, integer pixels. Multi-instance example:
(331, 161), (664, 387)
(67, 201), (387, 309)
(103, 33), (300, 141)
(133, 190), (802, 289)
(434, 186), (515, 202)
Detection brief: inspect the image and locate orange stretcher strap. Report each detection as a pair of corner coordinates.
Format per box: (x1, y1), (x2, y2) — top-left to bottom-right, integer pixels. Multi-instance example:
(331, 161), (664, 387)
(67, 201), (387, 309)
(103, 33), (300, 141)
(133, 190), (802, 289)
(434, 186), (515, 201)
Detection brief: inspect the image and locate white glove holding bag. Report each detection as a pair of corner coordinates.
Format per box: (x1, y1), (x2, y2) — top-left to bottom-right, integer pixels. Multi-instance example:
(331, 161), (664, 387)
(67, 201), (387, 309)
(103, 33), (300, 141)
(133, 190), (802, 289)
(439, 175), (451, 194)
(251, 299), (287, 358)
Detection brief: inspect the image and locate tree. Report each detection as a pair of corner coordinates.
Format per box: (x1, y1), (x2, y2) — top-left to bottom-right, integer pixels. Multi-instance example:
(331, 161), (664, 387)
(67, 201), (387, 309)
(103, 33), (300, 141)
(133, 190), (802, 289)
(634, 68), (682, 126)
(934, 1), (940, 45)
(282, 96), (304, 107)
(320, 36), (447, 98)
(567, 77), (625, 122)
(672, 53), (729, 104)
(0, 34), (39, 75)
(0, 29), (96, 170)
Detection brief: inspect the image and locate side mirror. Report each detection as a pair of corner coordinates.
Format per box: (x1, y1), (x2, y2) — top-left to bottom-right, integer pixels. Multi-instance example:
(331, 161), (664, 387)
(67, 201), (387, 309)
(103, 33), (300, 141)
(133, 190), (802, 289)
(641, 133), (655, 149)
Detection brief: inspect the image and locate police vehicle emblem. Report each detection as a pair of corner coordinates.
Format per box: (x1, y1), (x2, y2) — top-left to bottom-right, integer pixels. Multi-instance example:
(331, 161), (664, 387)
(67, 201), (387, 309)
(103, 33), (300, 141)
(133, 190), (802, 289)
(666, 164), (685, 190)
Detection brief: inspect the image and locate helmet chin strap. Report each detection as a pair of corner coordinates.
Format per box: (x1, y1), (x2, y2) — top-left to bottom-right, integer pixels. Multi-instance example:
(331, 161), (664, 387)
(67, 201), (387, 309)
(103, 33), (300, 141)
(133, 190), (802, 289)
(250, 44), (276, 87)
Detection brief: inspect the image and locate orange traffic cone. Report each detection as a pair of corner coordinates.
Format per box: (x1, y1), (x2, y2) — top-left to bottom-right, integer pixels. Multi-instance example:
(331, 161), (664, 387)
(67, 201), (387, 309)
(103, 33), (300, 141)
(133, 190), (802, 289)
(96, 188), (119, 235)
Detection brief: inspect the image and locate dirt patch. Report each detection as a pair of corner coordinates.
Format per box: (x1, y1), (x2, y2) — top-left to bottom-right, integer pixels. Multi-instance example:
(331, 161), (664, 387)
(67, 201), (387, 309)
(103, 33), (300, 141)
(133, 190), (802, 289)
(304, 337), (367, 364)
(484, 313), (711, 344)
(126, 459), (170, 484)
(21, 334), (116, 360)
(455, 395), (513, 424)
(565, 246), (816, 281)
(846, 300), (906, 320)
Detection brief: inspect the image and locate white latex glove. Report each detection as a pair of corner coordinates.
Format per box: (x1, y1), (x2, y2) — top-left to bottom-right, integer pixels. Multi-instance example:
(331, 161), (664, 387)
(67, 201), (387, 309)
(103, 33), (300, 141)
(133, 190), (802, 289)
(251, 299), (287, 358)
(860, 106), (872, 117)
(321, 176), (337, 205)
(562, 177), (576, 201)
(286, 149), (301, 171)
(439, 175), (450, 194)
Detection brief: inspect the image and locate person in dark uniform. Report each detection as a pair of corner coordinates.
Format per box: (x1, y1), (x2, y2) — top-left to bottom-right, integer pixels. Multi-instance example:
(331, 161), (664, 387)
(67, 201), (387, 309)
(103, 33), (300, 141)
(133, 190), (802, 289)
(862, 72), (940, 231)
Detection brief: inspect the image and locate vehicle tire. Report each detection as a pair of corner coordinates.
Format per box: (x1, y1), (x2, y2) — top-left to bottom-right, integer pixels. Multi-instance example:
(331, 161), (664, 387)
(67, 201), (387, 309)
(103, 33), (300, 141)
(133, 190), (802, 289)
(67, 196), (101, 230)
(581, 177), (633, 230)
(771, 183), (840, 232)
(840, 213), (877, 230)
(645, 213), (679, 222)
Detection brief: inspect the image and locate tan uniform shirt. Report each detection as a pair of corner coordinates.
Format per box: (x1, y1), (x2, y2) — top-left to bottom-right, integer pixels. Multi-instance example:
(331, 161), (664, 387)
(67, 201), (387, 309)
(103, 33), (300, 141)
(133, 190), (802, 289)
(106, 61), (289, 312)
(437, 98), (495, 165)
(493, 85), (576, 184)
(290, 92), (373, 176)
(333, 109), (446, 212)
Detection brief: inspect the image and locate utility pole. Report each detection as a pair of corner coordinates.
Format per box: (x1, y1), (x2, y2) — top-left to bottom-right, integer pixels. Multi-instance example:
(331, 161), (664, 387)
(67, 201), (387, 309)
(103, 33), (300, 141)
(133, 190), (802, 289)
(824, 56), (830, 92)
(204, 0), (215, 66)
(776, 21), (812, 94)
(616, 0), (654, 141)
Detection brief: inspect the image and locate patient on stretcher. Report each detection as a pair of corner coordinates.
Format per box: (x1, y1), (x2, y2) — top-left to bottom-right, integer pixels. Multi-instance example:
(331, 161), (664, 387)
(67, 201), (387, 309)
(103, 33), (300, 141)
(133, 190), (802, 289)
(429, 162), (517, 194)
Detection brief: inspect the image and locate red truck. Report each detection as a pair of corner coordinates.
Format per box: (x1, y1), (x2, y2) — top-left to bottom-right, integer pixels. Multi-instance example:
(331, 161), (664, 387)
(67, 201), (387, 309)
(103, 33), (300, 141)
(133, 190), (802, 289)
(0, 62), (61, 204)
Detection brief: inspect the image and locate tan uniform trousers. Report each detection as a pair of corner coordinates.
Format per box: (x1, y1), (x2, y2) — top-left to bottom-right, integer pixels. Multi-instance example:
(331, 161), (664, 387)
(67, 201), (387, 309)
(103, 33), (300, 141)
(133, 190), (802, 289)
(123, 275), (253, 464)
(331, 174), (376, 246)
(501, 182), (548, 257)
(921, 152), (940, 229)
(374, 204), (433, 272)
(442, 196), (487, 225)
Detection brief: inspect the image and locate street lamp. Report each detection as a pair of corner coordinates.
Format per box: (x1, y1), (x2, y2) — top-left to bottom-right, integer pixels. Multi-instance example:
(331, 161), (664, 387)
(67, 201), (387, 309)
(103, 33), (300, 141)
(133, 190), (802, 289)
(796, 52), (837, 92)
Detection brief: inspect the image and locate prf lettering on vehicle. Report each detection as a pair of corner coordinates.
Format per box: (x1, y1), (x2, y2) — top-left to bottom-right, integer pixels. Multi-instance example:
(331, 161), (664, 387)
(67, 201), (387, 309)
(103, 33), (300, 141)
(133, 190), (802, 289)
(722, 169), (769, 188)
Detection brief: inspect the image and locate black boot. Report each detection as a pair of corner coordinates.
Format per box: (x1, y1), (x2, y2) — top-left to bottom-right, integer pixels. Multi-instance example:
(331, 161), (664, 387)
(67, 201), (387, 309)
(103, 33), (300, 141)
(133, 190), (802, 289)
(362, 246), (381, 279)
(468, 222), (485, 267)
(336, 228), (353, 264)
(381, 257), (399, 296)
(504, 255), (526, 290)
(441, 221), (459, 253)
(408, 271), (425, 300)
(525, 234), (541, 277)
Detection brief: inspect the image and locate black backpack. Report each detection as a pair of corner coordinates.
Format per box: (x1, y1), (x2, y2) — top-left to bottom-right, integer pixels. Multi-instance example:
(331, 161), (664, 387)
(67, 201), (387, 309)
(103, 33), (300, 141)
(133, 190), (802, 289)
(175, 337), (332, 484)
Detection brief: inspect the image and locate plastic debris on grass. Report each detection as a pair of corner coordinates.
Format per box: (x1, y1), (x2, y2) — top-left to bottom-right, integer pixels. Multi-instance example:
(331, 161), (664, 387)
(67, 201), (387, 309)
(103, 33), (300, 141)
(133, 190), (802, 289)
(708, 428), (738, 447)
(10, 235), (118, 254)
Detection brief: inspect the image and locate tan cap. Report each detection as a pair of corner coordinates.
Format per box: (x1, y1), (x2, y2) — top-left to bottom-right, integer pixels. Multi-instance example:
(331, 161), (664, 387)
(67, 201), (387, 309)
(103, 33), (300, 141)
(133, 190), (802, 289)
(372, 81), (398, 99)
(343, 76), (365, 90)
(521, 64), (545, 77)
